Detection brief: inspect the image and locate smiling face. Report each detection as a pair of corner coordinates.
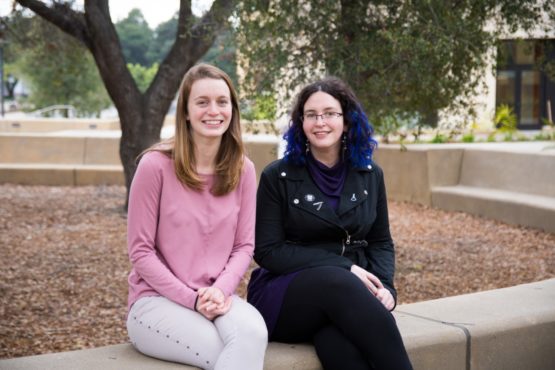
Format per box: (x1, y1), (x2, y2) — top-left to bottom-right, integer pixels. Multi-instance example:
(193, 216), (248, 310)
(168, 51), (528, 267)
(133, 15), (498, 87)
(302, 91), (345, 163)
(186, 78), (232, 142)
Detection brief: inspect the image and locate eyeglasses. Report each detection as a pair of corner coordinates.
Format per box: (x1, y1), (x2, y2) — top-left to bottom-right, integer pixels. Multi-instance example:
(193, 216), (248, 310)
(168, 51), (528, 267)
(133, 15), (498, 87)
(302, 112), (343, 123)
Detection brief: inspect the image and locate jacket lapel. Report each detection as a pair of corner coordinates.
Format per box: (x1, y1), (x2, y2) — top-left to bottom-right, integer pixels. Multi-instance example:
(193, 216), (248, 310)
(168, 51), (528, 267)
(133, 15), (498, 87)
(280, 161), (374, 225)
(291, 175), (341, 224)
(280, 161), (342, 225)
(337, 166), (372, 216)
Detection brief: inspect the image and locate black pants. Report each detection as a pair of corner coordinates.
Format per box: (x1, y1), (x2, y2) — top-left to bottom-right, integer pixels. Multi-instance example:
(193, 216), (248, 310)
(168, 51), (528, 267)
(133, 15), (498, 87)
(272, 266), (413, 370)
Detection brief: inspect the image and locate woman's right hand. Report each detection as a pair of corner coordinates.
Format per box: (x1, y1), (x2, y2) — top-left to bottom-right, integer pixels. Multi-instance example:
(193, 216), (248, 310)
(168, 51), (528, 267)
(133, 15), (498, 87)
(195, 287), (232, 320)
(350, 265), (395, 310)
(350, 264), (382, 295)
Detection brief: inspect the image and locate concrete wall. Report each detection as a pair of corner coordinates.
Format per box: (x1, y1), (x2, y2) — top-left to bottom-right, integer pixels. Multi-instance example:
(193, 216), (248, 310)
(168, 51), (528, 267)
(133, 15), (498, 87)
(0, 133), (280, 186)
(0, 135), (120, 165)
(373, 142), (555, 232)
(1, 130), (554, 230)
(459, 150), (555, 197)
(0, 118), (121, 132)
(1, 279), (553, 370)
(0, 117), (178, 133)
(373, 146), (464, 205)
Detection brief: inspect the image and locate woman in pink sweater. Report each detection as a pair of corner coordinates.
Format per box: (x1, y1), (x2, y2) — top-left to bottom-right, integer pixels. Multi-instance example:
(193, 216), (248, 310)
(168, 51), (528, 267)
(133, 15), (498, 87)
(126, 64), (267, 370)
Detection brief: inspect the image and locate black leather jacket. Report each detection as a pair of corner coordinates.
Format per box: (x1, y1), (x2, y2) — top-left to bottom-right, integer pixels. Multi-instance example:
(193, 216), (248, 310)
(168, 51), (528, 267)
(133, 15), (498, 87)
(254, 158), (397, 301)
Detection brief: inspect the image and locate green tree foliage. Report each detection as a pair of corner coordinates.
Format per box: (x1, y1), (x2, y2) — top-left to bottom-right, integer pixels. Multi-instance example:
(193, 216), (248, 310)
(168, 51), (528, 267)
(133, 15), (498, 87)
(117, 9), (237, 87)
(115, 8), (153, 67)
(145, 13), (178, 64)
(242, 93), (277, 121)
(127, 63), (159, 92)
(237, 0), (555, 127)
(6, 12), (110, 116)
(202, 27), (238, 85)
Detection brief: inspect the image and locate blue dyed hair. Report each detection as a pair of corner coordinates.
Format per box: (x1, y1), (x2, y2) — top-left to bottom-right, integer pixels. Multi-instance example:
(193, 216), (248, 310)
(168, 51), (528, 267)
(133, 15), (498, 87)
(283, 77), (377, 168)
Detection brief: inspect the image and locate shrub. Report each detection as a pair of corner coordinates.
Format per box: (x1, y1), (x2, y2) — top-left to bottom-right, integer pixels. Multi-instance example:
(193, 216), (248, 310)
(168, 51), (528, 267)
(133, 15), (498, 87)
(494, 104), (517, 132)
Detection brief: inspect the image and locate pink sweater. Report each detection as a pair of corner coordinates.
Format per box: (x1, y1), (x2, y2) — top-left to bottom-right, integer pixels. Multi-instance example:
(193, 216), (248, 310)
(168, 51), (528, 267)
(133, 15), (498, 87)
(127, 151), (256, 312)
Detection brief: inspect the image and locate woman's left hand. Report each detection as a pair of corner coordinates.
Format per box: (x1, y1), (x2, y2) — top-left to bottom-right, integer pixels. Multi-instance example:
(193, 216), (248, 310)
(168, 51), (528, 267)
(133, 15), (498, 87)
(196, 287), (233, 320)
(376, 288), (395, 310)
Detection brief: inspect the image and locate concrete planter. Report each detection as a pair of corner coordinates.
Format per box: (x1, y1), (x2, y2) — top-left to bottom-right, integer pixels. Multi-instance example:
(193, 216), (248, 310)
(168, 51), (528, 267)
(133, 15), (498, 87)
(374, 142), (555, 232)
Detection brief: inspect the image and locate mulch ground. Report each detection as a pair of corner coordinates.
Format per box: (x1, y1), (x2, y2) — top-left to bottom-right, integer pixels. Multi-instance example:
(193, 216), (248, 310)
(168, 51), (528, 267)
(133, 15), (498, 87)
(1, 184), (554, 359)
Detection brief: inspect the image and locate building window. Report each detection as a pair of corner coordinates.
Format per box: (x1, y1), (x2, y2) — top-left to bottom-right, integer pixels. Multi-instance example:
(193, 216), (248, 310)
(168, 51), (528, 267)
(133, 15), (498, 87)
(520, 70), (540, 126)
(495, 71), (515, 107)
(495, 39), (555, 129)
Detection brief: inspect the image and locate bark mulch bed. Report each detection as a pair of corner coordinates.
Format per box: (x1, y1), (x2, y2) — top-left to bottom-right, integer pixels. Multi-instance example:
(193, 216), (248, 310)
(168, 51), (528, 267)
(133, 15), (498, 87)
(1, 184), (553, 359)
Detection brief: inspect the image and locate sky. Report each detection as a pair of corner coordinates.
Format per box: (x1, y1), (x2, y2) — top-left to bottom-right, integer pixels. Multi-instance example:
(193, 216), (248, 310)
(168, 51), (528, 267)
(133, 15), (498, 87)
(0, 1), (213, 28)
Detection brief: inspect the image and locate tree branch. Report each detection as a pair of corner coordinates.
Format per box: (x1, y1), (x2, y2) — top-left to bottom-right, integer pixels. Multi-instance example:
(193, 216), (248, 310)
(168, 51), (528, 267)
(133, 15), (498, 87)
(83, 0), (140, 116)
(15, 0), (91, 48)
(147, 0), (237, 103)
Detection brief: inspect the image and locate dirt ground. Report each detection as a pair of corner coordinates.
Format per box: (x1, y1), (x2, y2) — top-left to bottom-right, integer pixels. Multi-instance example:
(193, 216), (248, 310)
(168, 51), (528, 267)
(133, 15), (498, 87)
(1, 184), (554, 359)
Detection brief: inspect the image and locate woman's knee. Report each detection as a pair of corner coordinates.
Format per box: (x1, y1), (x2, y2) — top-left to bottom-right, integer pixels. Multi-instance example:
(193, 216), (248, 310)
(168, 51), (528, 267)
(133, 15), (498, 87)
(296, 266), (367, 296)
(241, 304), (268, 344)
(243, 314), (268, 344)
(217, 297), (268, 345)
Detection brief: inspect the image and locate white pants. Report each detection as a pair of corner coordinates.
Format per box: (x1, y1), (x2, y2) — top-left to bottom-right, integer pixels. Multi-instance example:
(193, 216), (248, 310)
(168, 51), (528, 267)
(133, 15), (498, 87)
(127, 295), (267, 370)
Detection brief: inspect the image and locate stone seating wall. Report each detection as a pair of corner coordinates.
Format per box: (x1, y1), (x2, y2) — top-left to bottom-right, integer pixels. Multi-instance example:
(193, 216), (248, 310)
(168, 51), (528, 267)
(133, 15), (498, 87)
(1, 279), (554, 370)
(373, 143), (555, 233)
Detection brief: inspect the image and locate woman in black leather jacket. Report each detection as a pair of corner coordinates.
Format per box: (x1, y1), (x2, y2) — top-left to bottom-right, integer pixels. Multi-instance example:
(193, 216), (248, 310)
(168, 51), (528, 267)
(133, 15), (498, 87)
(247, 77), (413, 370)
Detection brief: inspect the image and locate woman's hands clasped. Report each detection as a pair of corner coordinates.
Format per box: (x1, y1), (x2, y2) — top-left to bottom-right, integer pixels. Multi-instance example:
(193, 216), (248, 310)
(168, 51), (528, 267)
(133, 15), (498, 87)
(195, 286), (233, 320)
(350, 265), (395, 310)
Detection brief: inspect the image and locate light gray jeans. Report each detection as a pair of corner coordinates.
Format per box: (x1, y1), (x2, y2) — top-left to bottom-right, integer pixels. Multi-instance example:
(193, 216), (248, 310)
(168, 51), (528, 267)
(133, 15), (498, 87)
(127, 295), (267, 370)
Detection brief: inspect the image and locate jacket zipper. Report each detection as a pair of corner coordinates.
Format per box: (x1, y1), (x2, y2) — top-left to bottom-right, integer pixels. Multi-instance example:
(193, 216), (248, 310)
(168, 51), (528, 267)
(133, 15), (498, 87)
(341, 231), (351, 256)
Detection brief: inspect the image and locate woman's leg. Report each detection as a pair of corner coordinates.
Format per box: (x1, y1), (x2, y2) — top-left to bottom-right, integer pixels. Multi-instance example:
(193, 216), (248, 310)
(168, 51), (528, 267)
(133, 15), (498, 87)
(314, 325), (369, 370)
(212, 296), (268, 370)
(128, 295), (267, 370)
(127, 296), (223, 369)
(272, 266), (413, 370)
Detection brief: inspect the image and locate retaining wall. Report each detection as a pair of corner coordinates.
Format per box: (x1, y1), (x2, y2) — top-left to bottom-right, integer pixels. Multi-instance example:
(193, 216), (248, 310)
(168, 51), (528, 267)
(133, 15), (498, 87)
(373, 143), (555, 233)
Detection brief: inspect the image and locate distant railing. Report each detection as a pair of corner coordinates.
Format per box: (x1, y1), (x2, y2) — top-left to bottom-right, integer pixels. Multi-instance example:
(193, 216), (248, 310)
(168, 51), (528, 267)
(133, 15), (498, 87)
(30, 105), (77, 118)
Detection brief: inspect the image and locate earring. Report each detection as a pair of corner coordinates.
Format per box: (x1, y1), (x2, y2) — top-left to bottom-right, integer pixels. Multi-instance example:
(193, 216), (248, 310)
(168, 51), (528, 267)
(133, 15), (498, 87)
(305, 140), (310, 154)
(342, 133), (347, 160)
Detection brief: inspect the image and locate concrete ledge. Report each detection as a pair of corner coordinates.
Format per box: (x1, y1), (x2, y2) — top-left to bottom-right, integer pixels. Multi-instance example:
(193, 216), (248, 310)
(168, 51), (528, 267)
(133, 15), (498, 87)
(399, 278), (555, 370)
(0, 117), (174, 133)
(0, 134), (279, 185)
(432, 185), (555, 233)
(0, 134), (120, 166)
(373, 143), (555, 231)
(0, 342), (320, 370)
(458, 149), (555, 197)
(0, 164), (124, 186)
(0, 135), (88, 164)
(0, 118), (121, 132)
(394, 311), (467, 370)
(2, 279), (553, 370)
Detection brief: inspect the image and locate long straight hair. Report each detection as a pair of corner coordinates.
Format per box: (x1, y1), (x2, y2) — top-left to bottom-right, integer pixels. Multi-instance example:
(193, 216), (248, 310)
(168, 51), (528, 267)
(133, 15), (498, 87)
(144, 63), (244, 195)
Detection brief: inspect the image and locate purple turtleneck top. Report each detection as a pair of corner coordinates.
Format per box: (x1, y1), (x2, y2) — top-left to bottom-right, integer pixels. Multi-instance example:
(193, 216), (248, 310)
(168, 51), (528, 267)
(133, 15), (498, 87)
(306, 152), (348, 211)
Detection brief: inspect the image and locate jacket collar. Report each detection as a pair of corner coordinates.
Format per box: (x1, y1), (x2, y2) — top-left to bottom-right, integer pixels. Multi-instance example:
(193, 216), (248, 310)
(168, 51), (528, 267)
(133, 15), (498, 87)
(278, 160), (374, 225)
(278, 159), (373, 180)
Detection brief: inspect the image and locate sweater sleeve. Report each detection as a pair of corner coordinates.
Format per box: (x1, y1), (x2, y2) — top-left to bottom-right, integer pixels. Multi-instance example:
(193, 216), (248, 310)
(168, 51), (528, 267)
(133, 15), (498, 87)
(212, 159), (257, 297)
(127, 153), (198, 309)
